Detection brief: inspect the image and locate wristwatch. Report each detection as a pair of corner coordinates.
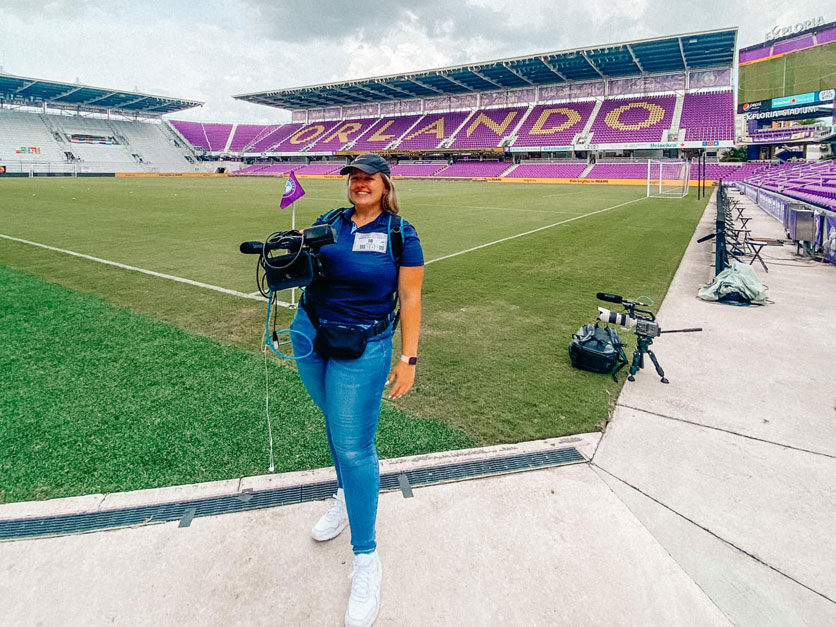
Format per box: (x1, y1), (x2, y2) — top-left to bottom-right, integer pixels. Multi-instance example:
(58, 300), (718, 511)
(400, 355), (418, 365)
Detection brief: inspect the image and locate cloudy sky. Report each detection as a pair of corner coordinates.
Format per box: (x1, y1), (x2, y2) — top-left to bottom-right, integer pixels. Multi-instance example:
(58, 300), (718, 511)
(0, 0), (832, 123)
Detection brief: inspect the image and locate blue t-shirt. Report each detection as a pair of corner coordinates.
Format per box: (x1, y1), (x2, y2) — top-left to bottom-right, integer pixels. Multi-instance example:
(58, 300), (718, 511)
(303, 208), (423, 324)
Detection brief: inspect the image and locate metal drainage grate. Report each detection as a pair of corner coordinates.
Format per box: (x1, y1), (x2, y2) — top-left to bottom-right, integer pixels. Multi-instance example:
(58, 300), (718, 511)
(0, 447), (583, 541)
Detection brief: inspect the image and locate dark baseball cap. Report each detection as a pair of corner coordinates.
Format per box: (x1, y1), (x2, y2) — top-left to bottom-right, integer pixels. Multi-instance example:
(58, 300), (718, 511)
(340, 153), (391, 177)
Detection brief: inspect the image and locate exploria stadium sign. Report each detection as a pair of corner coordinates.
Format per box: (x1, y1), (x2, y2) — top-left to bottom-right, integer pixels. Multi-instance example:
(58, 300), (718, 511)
(746, 106), (825, 120)
(765, 16), (825, 40)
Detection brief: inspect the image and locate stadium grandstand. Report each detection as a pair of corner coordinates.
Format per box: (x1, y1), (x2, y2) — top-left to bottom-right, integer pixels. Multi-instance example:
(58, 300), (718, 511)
(3, 25), (834, 193)
(0, 73), (204, 175)
(198, 28), (748, 183)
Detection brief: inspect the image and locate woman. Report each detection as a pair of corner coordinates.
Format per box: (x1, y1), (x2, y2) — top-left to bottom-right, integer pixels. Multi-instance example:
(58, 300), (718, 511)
(290, 153), (424, 627)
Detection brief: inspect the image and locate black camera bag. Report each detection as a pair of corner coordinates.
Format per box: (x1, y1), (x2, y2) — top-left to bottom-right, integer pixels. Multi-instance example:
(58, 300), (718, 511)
(313, 322), (371, 360)
(301, 297), (394, 360)
(569, 323), (628, 381)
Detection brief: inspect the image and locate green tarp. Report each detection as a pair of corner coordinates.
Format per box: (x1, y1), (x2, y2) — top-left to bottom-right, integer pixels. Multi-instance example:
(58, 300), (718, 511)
(698, 261), (768, 305)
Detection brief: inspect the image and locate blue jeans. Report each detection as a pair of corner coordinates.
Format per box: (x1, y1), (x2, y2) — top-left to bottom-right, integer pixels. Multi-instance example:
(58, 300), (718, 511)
(290, 307), (393, 554)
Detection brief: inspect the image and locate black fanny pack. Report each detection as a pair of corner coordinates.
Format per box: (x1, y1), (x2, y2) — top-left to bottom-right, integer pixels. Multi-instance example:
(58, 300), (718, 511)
(302, 297), (395, 360)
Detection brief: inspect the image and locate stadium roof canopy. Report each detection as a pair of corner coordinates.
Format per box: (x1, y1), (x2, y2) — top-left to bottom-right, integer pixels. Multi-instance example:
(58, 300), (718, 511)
(235, 28), (737, 111)
(0, 73), (202, 116)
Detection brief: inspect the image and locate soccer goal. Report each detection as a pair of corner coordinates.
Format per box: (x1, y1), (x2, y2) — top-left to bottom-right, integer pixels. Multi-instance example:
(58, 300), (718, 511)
(647, 159), (691, 198)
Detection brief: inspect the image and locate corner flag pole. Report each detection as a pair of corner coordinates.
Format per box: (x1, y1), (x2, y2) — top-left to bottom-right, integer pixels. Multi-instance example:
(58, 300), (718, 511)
(290, 202), (297, 308)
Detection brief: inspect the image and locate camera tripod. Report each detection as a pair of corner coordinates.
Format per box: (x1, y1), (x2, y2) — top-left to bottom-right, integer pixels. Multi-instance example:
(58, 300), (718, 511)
(628, 335), (668, 384)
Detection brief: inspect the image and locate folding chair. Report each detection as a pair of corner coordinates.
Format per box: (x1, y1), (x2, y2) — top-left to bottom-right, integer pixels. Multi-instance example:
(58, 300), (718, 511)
(744, 235), (768, 273)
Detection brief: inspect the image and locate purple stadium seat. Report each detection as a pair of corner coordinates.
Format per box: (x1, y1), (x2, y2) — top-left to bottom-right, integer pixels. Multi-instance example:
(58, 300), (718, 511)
(306, 118), (385, 151)
(170, 120), (210, 149)
(586, 163), (651, 179)
(229, 124), (273, 152)
(202, 123), (233, 151)
(681, 91), (734, 142)
(293, 163), (343, 175)
(434, 161), (512, 177)
(512, 101), (596, 147)
(394, 112), (471, 150)
(505, 162), (588, 178)
(588, 95), (675, 144)
(248, 124), (302, 153)
(448, 107), (527, 148)
(272, 121), (343, 153)
(351, 115), (422, 152)
(390, 162), (446, 176)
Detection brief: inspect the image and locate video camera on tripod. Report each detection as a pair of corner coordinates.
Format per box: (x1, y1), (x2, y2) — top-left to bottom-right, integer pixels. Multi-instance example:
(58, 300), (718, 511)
(570, 292), (702, 384)
(595, 292), (702, 383)
(240, 224), (337, 296)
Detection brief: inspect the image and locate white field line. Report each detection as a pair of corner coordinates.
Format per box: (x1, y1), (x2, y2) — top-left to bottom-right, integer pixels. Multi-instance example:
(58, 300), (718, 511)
(425, 195), (645, 265)
(0, 233), (291, 308)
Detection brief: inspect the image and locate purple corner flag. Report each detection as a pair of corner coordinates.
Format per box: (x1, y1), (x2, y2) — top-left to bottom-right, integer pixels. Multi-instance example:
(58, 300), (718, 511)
(280, 171), (306, 209)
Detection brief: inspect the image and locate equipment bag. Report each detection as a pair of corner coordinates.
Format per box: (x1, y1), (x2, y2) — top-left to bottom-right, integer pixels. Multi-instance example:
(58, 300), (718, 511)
(568, 323), (628, 381)
(301, 296), (394, 360)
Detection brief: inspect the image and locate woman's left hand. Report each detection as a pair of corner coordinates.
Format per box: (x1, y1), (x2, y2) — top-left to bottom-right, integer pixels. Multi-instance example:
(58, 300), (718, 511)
(386, 362), (416, 399)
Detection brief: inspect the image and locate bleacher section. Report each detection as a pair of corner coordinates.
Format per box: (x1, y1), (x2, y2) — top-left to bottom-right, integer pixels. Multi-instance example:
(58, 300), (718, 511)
(248, 124), (302, 153)
(235, 163), (306, 175)
(434, 161), (511, 177)
(691, 163), (770, 181)
(681, 91), (734, 142)
(588, 95), (676, 144)
(744, 161), (836, 210)
(504, 162), (588, 178)
(389, 161), (447, 176)
(396, 112), (471, 150)
(169, 120), (213, 150)
(0, 110), (196, 173)
(511, 102), (596, 147)
(293, 162), (342, 175)
(587, 163), (653, 179)
(273, 120), (343, 153)
(449, 107), (526, 148)
(307, 118), (383, 152)
(228, 124), (268, 152)
(352, 115), (421, 152)
(0, 110), (69, 163)
(164, 90), (735, 158)
(4, 91), (740, 177)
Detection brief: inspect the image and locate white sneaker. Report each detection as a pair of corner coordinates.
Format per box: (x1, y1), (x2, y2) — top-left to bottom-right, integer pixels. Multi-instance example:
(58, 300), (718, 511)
(311, 488), (348, 541)
(345, 551), (382, 627)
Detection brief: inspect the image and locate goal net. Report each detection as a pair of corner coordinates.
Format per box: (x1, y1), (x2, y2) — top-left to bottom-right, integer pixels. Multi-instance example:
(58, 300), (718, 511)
(647, 160), (690, 198)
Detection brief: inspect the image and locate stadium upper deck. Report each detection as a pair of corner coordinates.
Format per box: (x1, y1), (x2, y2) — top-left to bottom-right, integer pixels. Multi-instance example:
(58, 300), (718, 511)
(0, 72), (202, 117)
(234, 28), (737, 112)
(216, 29), (739, 156)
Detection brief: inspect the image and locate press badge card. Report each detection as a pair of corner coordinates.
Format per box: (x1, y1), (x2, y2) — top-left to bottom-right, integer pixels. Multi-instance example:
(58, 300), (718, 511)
(353, 232), (388, 253)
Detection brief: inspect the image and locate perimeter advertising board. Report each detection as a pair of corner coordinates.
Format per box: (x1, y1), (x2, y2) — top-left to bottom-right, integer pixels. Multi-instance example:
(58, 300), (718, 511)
(738, 89), (835, 114)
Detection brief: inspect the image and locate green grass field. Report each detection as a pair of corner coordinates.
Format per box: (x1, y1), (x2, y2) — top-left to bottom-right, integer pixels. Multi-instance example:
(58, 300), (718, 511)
(0, 176), (710, 502)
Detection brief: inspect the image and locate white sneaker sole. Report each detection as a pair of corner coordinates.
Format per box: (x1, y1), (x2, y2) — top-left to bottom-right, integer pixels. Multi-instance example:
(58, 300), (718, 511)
(311, 518), (349, 542)
(345, 560), (381, 627)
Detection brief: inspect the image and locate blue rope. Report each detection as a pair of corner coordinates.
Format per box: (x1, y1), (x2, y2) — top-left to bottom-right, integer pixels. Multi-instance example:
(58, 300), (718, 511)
(265, 291), (313, 361)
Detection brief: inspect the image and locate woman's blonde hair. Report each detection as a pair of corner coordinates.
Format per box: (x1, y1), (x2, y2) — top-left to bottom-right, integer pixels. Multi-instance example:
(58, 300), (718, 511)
(346, 171), (400, 215)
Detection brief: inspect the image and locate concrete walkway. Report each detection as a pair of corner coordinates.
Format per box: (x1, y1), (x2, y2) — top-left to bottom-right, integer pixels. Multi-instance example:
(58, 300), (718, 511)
(594, 189), (836, 625)
(1, 189), (834, 626)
